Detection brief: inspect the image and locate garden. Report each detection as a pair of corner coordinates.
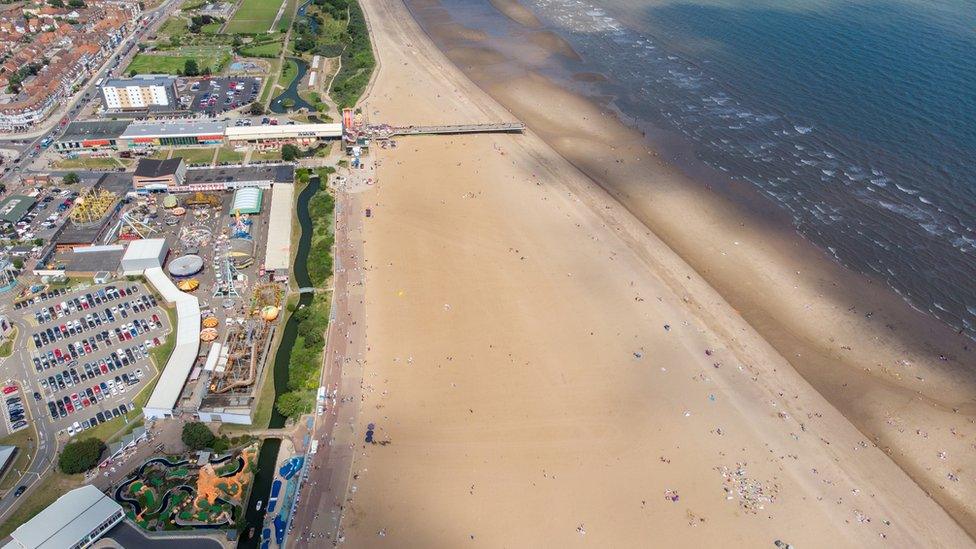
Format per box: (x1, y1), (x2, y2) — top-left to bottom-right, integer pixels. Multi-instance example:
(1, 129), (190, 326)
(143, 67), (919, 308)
(114, 443), (258, 531)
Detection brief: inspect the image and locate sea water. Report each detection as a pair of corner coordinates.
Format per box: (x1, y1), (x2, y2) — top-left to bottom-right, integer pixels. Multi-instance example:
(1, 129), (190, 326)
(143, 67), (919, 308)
(431, 0), (976, 338)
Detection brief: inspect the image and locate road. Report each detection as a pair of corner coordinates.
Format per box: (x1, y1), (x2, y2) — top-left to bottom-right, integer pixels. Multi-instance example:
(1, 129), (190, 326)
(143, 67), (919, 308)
(287, 168), (370, 546)
(0, 320), (56, 524)
(0, 0), (181, 185)
(0, 0), (181, 525)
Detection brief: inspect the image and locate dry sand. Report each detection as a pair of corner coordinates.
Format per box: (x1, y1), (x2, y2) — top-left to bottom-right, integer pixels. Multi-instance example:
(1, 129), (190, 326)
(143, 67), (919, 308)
(333, 0), (976, 546)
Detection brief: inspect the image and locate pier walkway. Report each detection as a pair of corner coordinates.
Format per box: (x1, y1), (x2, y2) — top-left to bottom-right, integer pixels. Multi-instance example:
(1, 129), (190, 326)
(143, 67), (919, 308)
(377, 122), (525, 139)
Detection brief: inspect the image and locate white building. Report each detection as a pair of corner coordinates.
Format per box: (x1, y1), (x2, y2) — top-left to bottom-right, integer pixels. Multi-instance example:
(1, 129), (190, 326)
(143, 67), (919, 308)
(100, 75), (176, 110)
(142, 267), (200, 419)
(120, 238), (168, 275)
(7, 485), (123, 549)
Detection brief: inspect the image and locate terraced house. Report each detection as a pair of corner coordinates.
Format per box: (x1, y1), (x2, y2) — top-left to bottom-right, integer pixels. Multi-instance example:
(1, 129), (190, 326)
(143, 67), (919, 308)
(0, 1), (134, 132)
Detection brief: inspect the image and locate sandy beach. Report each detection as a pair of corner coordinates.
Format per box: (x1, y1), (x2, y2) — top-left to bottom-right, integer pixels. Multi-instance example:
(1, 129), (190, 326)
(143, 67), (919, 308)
(331, 0), (976, 546)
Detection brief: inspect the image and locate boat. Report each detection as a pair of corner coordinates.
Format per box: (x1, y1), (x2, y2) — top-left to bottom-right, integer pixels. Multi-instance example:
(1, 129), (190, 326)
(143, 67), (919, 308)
(255, 500), (263, 511)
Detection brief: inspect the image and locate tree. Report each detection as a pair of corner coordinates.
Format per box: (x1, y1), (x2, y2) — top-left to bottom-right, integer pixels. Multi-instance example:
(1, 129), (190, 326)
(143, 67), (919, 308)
(249, 102), (265, 116)
(59, 438), (105, 474)
(67, 0), (85, 7)
(47, 0), (65, 7)
(62, 172), (79, 185)
(181, 421), (215, 450)
(281, 144), (299, 162)
(183, 59), (199, 77)
(11, 258), (23, 269)
(275, 390), (312, 417)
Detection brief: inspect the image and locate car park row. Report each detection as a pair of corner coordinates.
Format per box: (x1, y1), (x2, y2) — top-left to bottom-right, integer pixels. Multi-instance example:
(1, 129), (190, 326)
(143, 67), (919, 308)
(29, 284), (150, 326)
(2, 385), (28, 433)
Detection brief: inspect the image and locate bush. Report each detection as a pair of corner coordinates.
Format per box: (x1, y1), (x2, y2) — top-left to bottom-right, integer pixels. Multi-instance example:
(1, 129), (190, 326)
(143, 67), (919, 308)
(212, 436), (230, 454)
(59, 438), (105, 473)
(281, 144), (299, 161)
(181, 422), (215, 450)
(62, 172), (79, 185)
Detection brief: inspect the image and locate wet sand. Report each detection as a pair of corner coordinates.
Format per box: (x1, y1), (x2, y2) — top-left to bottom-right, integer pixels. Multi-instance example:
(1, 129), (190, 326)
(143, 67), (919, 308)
(334, 0), (976, 546)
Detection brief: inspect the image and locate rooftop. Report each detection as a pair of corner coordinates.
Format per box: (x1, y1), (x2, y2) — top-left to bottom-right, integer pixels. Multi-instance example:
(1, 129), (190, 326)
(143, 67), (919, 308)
(134, 158), (185, 179)
(0, 194), (35, 224)
(103, 75), (176, 88)
(121, 121), (226, 139)
(10, 485), (121, 549)
(59, 120), (131, 142)
(186, 165), (294, 186)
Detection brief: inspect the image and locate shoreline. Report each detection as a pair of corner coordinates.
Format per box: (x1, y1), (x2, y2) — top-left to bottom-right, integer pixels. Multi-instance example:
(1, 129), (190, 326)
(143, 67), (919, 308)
(337, 0), (976, 545)
(402, 0), (976, 534)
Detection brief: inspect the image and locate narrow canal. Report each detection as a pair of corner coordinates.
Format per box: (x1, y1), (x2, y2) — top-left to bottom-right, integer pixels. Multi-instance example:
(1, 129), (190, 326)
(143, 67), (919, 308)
(237, 174), (321, 549)
(270, 58), (313, 114)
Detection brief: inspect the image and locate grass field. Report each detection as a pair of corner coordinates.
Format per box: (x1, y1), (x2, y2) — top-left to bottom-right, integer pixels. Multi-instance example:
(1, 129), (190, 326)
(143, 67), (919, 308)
(0, 327), (17, 358)
(259, 58), (282, 104)
(158, 17), (189, 39)
(216, 147), (244, 164)
(127, 47), (230, 75)
(0, 428), (33, 491)
(250, 149), (282, 162)
(52, 157), (127, 170)
(170, 147), (216, 165)
(240, 40), (283, 58)
(225, 0), (285, 34)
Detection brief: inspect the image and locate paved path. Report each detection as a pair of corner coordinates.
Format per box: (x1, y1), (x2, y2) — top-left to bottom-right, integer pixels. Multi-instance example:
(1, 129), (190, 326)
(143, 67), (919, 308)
(287, 162), (371, 547)
(105, 520), (224, 549)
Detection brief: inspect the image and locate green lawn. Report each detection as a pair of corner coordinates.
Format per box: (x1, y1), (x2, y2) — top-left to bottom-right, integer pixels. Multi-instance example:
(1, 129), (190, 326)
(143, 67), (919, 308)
(225, 0), (286, 34)
(170, 148), (216, 165)
(53, 157), (126, 170)
(259, 58), (282, 104)
(216, 147), (244, 164)
(277, 0), (297, 33)
(201, 22), (222, 34)
(0, 428), (33, 491)
(0, 327), (16, 358)
(240, 40), (282, 58)
(148, 149), (170, 160)
(126, 47), (230, 75)
(280, 58), (299, 89)
(250, 149), (282, 162)
(158, 17), (189, 39)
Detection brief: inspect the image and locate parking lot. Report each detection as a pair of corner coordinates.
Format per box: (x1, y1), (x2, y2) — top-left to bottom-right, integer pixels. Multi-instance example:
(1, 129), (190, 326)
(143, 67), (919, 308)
(178, 77), (262, 116)
(20, 281), (168, 437)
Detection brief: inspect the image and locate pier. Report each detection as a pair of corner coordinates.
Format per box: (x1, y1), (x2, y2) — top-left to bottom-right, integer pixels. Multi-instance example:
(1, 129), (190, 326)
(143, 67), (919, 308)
(383, 122), (525, 137)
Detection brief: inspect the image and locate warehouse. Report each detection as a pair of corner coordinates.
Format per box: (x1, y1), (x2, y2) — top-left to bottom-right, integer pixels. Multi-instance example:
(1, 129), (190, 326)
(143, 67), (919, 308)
(120, 238), (169, 275)
(9, 485), (123, 549)
(0, 195), (36, 225)
(224, 123), (342, 149)
(142, 266), (200, 419)
(133, 158), (187, 191)
(264, 182), (294, 281)
(120, 121), (226, 149)
(52, 120), (131, 153)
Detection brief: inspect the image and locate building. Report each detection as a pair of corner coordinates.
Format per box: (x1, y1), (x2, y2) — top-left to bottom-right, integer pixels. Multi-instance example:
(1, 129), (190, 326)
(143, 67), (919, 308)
(120, 121), (226, 150)
(8, 485), (123, 549)
(100, 75), (177, 111)
(132, 158), (186, 191)
(230, 187), (263, 215)
(265, 182), (293, 281)
(119, 238), (168, 275)
(53, 120), (131, 153)
(142, 266), (200, 419)
(224, 122), (342, 149)
(0, 445), (16, 485)
(0, 195), (36, 224)
(37, 245), (124, 277)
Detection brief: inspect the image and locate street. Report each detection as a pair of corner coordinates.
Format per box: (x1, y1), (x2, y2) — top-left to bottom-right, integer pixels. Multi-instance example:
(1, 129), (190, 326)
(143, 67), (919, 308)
(0, 0), (181, 186)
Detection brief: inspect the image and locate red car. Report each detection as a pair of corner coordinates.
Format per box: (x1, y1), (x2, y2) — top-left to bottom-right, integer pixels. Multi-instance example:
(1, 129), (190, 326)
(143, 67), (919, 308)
(100, 364), (109, 374)
(2, 385), (17, 395)
(93, 385), (100, 394)
(65, 402), (74, 413)
(81, 398), (90, 407)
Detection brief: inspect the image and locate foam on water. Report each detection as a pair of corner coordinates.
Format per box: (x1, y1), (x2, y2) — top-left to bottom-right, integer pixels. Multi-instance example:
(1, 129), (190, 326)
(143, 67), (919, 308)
(509, 0), (976, 338)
